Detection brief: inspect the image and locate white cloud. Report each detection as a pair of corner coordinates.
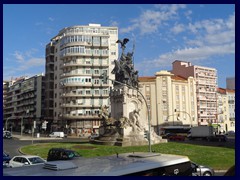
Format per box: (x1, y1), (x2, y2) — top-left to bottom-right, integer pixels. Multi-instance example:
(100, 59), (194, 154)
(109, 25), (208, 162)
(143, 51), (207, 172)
(13, 51), (24, 62)
(109, 20), (119, 27)
(171, 23), (185, 34)
(10, 49), (45, 71)
(120, 4), (186, 35)
(139, 43), (235, 70)
(184, 10), (192, 21)
(18, 58), (45, 71)
(35, 22), (43, 26)
(226, 12), (235, 30)
(48, 17), (54, 21)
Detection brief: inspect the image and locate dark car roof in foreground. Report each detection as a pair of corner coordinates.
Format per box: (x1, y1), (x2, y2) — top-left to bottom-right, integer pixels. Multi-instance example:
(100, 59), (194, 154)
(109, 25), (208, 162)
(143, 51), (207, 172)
(3, 152), (190, 176)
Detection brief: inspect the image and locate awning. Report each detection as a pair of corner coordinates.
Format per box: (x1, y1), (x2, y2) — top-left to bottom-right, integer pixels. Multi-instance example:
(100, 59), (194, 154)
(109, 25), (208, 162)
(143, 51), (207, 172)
(211, 124), (221, 128)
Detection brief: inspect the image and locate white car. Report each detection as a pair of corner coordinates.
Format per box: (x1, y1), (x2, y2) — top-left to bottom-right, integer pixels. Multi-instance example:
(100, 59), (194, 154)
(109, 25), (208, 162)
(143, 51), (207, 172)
(9, 155), (46, 168)
(88, 133), (99, 141)
(191, 161), (215, 176)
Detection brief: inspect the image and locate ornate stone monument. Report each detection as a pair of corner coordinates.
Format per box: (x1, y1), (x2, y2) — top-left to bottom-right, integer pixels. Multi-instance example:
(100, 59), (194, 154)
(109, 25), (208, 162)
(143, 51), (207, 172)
(91, 38), (167, 146)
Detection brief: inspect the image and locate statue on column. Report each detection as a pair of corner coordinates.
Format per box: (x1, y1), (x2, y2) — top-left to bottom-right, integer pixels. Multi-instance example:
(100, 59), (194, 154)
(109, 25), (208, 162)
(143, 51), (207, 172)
(111, 38), (139, 89)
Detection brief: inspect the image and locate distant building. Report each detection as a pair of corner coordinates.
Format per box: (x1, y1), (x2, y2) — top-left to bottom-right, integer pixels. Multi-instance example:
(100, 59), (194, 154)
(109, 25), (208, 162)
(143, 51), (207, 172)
(3, 75), (45, 132)
(216, 88), (235, 133)
(139, 70), (198, 135)
(45, 24), (118, 134)
(216, 88), (229, 133)
(171, 60), (218, 126)
(226, 89), (235, 132)
(226, 77), (235, 90)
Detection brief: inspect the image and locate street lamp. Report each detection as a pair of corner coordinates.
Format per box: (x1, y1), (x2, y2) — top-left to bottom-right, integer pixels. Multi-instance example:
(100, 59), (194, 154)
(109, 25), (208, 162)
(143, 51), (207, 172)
(174, 109), (192, 127)
(166, 114), (177, 126)
(214, 111), (224, 134)
(21, 110), (29, 136)
(21, 116), (23, 136)
(100, 73), (152, 153)
(5, 117), (11, 131)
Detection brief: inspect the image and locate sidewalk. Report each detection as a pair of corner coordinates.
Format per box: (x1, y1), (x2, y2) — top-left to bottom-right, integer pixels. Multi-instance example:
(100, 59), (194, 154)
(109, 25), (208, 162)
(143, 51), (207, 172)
(12, 134), (62, 141)
(12, 133), (87, 141)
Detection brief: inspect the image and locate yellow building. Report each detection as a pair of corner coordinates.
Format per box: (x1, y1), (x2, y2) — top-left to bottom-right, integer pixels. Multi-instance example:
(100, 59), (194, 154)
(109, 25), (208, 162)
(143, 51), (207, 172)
(139, 70), (198, 135)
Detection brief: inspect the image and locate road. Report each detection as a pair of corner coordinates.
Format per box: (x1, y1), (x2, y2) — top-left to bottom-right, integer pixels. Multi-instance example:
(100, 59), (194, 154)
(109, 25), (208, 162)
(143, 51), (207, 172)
(3, 135), (88, 157)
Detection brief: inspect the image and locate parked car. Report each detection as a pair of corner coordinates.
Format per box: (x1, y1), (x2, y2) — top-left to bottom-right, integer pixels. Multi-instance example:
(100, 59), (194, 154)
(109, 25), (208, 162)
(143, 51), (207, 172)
(207, 134), (228, 142)
(24, 129), (32, 134)
(49, 132), (65, 138)
(226, 131), (235, 137)
(162, 133), (176, 139)
(9, 155), (46, 168)
(168, 134), (185, 141)
(3, 152), (11, 168)
(191, 161), (215, 176)
(88, 133), (99, 141)
(3, 131), (12, 139)
(47, 148), (81, 161)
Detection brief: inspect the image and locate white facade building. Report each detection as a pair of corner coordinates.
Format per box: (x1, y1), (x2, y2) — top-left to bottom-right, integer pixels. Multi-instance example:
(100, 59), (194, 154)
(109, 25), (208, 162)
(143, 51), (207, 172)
(45, 24), (118, 135)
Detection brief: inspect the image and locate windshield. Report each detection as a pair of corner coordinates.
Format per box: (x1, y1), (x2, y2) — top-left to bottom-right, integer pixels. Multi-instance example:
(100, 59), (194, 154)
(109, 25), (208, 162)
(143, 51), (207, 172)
(66, 151), (80, 157)
(29, 157), (45, 164)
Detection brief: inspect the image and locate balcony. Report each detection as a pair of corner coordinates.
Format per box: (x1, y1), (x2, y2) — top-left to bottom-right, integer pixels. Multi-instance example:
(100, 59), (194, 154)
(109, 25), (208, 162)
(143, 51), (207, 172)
(63, 114), (101, 120)
(61, 103), (92, 108)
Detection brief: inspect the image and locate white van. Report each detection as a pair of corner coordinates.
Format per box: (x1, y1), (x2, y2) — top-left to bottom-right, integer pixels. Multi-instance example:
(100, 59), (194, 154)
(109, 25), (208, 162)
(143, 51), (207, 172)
(49, 132), (65, 138)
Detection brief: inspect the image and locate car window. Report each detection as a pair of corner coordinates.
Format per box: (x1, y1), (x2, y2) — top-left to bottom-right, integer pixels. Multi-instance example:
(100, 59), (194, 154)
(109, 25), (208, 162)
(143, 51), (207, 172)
(29, 157), (45, 164)
(21, 157), (29, 164)
(66, 151), (75, 158)
(13, 157), (21, 163)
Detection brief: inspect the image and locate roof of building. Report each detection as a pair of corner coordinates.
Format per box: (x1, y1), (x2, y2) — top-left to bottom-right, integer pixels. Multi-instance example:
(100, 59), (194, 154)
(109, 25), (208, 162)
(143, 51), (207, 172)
(217, 88), (227, 94)
(226, 89), (235, 93)
(138, 76), (155, 82)
(171, 75), (187, 81)
(138, 75), (187, 82)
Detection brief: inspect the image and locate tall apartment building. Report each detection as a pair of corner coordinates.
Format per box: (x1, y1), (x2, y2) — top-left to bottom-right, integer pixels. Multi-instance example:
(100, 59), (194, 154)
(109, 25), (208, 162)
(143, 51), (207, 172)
(45, 24), (118, 135)
(3, 75), (45, 132)
(3, 81), (9, 105)
(226, 77), (235, 90)
(172, 60), (218, 126)
(139, 70), (198, 135)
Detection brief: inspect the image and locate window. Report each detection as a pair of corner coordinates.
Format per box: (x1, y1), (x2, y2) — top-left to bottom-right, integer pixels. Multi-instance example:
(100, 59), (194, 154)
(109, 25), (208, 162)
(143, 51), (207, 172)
(103, 89), (108, 95)
(94, 69), (99, 74)
(86, 60), (91, 64)
(85, 78), (91, 83)
(86, 90), (91, 95)
(95, 90), (99, 95)
(94, 79), (99, 84)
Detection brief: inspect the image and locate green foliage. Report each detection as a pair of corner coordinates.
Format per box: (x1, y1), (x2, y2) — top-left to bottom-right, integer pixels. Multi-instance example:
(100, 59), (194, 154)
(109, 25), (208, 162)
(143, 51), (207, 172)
(20, 142), (234, 170)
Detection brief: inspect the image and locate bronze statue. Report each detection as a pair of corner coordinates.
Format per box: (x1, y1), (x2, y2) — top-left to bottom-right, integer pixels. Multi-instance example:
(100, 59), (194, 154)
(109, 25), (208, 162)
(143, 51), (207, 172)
(112, 38), (139, 88)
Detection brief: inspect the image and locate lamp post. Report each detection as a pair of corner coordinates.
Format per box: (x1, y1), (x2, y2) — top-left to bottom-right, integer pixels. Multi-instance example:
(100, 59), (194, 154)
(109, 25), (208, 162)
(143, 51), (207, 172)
(100, 72), (152, 153)
(166, 114), (177, 126)
(21, 116), (23, 136)
(214, 111), (223, 134)
(174, 109), (192, 127)
(5, 117), (11, 131)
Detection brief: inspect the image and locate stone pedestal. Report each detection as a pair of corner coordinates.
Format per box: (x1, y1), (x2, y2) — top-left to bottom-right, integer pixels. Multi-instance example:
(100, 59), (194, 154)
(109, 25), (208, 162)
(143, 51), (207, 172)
(91, 85), (167, 146)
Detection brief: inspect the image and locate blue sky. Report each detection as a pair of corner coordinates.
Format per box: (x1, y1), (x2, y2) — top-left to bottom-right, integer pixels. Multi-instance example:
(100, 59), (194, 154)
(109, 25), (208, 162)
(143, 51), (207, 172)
(3, 4), (235, 88)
